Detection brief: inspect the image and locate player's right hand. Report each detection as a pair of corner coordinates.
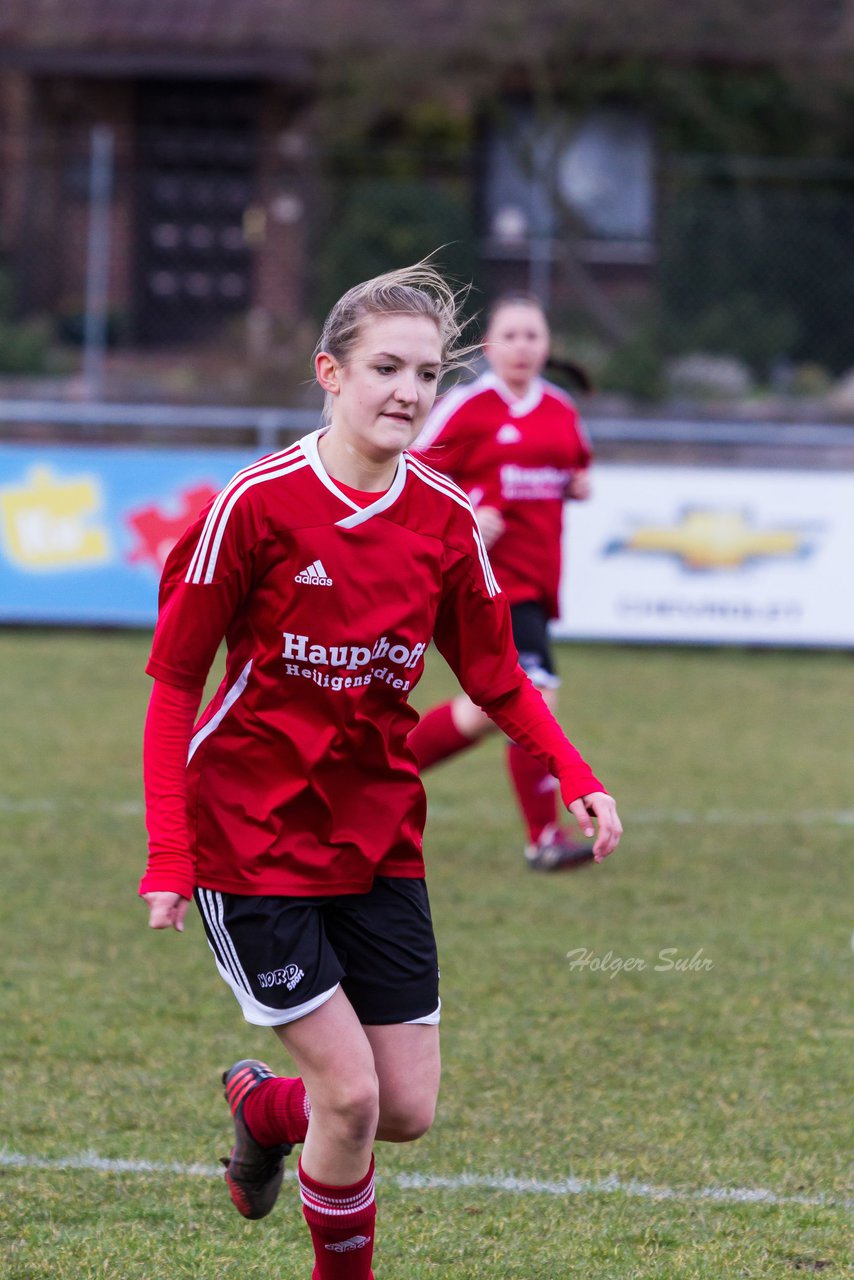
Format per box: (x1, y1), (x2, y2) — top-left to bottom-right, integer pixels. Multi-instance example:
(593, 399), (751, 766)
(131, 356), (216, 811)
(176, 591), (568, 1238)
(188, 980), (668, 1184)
(142, 891), (190, 932)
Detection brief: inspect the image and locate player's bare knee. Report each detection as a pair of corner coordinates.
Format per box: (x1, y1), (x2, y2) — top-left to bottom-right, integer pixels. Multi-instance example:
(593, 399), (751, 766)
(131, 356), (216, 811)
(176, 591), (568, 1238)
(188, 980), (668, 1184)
(319, 1072), (380, 1144)
(451, 695), (494, 740)
(378, 1094), (437, 1143)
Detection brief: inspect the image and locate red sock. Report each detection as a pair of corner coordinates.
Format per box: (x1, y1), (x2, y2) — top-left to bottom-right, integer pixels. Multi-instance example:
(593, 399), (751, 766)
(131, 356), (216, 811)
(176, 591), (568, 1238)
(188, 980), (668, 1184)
(299, 1156), (376, 1280)
(243, 1076), (310, 1147)
(409, 701), (479, 770)
(507, 742), (558, 842)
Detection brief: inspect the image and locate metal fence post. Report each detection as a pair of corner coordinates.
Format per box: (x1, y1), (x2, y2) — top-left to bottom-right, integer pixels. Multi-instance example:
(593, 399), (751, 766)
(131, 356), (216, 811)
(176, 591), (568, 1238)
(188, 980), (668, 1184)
(82, 125), (115, 401)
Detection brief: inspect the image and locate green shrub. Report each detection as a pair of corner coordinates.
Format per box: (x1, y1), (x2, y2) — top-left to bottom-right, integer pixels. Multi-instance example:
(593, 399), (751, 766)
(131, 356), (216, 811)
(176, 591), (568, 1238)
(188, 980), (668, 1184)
(660, 177), (854, 375)
(664, 291), (800, 378)
(599, 323), (666, 402)
(0, 268), (51, 374)
(314, 178), (479, 324)
(0, 316), (52, 374)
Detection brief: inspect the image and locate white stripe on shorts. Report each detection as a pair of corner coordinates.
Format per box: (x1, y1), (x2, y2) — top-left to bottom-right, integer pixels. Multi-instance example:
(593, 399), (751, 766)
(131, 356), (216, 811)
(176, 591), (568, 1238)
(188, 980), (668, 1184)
(196, 889), (341, 1027)
(231, 982), (340, 1029)
(196, 889), (252, 994)
(405, 999), (441, 1026)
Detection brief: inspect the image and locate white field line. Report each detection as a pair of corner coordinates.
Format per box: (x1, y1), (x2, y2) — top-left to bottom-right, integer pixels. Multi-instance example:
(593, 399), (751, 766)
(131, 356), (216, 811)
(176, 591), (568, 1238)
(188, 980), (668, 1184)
(0, 1149), (848, 1210)
(2, 795), (854, 826)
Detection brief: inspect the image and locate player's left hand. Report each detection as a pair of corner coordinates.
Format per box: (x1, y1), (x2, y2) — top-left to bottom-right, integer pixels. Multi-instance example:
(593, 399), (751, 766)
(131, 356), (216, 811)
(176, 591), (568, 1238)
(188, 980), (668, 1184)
(567, 791), (622, 861)
(474, 504), (506, 548)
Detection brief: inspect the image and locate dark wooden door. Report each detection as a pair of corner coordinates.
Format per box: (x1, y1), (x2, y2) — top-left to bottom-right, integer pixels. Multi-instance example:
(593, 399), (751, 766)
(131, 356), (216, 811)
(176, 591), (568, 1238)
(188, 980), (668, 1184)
(135, 80), (259, 345)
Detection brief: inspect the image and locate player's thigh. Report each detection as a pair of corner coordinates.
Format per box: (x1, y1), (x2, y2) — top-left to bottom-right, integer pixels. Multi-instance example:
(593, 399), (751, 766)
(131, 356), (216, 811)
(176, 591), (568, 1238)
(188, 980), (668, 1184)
(272, 985), (379, 1117)
(364, 1021), (441, 1141)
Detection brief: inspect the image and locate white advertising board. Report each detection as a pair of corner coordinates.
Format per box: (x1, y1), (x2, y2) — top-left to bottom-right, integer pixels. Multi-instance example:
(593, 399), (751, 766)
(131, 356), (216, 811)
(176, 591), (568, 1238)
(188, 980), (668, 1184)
(554, 465), (854, 647)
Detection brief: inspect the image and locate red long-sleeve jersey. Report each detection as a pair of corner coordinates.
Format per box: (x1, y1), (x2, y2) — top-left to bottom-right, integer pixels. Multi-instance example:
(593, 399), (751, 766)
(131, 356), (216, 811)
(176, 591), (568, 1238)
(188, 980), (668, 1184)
(415, 372), (592, 618)
(140, 430), (602, 899)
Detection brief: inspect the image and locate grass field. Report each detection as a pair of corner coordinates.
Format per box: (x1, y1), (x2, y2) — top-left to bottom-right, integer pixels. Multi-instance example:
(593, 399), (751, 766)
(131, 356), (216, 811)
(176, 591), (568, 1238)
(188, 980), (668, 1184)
(0, 629), (851, 1279)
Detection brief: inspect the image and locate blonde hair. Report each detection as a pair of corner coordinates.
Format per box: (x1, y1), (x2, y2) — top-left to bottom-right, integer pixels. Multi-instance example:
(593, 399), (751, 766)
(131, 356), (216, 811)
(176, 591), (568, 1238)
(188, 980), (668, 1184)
(314, 260), (473, 420)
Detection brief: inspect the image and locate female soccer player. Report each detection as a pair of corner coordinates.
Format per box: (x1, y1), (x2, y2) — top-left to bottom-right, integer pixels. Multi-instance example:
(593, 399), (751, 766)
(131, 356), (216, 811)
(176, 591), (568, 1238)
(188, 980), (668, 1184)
(139, 263), (621, 1280)
(410, 294), (596, 871)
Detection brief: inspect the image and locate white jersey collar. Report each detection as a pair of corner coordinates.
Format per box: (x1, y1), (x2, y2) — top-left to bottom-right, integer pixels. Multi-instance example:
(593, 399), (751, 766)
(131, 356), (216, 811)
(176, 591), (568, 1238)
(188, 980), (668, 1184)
(480, 371), (545, 418)
(300, 427), (408, 529)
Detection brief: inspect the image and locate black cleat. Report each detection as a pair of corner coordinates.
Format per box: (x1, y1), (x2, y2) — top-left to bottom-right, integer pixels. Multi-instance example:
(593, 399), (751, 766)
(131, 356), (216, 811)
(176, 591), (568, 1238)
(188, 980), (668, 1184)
(220, 1059), (292, 1220)
(525, 824), (595, 872)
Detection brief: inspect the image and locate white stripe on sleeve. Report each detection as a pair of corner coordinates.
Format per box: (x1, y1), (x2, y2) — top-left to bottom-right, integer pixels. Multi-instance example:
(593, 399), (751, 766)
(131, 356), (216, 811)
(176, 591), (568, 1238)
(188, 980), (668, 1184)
(407, 457), (500, 598)
(185, 445), (307, 585)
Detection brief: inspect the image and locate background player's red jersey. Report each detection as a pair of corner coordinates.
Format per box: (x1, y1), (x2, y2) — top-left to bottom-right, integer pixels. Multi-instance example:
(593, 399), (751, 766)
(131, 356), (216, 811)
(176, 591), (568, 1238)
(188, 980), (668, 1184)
(415, 372), (592, 618)
(143, 431), (600, 899)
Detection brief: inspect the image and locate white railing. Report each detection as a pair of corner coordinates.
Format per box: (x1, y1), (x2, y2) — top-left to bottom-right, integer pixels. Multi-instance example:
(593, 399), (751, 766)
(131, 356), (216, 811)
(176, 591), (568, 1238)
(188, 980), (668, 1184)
(3, 400), (854, 455)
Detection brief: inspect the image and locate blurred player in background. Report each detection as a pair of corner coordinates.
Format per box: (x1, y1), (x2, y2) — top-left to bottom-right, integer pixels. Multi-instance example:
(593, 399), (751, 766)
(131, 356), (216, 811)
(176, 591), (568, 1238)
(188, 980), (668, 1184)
(410, 294), (597, 871)
(139, 263), (621, 1280)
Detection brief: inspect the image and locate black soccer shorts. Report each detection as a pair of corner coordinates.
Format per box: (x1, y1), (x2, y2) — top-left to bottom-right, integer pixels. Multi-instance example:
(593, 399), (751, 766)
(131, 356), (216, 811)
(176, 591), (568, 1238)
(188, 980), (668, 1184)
(194, 875), (440, 1028)
(510, 600), (561, 690)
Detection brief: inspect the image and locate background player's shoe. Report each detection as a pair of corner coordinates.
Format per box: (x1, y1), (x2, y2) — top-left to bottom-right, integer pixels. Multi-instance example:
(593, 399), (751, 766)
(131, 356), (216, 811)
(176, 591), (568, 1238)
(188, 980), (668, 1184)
(525, 823), (595, 871)
(221, 1059), (292, 1219)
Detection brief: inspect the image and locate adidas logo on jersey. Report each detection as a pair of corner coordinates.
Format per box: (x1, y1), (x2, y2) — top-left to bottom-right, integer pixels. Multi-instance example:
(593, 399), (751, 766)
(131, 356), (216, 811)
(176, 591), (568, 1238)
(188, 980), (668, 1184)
(294, 559), (333, 586)
(496, 423), (522, 444)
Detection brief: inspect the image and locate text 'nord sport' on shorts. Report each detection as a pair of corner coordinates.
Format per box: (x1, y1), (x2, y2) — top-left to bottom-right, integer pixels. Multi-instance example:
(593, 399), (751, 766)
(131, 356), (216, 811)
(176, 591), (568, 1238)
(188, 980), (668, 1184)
(194, 875), (440, 1028)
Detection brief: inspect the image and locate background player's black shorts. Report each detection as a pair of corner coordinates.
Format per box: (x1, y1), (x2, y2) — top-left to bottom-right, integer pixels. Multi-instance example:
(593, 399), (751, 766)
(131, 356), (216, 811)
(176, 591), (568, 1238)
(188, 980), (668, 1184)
(510, 600), (560, 690)
(194, 876), (440, 1028)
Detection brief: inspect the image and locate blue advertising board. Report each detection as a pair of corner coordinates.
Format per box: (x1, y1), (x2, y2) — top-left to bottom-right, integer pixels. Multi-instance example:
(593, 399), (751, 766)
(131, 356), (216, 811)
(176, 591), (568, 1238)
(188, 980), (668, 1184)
(0, 444), (258, 626)
(4, 442), (852, 645)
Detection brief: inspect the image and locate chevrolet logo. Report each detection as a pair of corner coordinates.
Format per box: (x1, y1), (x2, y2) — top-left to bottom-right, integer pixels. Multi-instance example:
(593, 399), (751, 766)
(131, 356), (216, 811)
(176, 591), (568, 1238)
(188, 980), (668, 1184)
(607, 508), (815, 571)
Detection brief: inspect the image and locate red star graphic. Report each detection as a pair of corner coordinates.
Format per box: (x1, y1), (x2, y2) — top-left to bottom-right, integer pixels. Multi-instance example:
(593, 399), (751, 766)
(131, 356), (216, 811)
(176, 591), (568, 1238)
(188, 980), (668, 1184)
(126, 482), (218, 570)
